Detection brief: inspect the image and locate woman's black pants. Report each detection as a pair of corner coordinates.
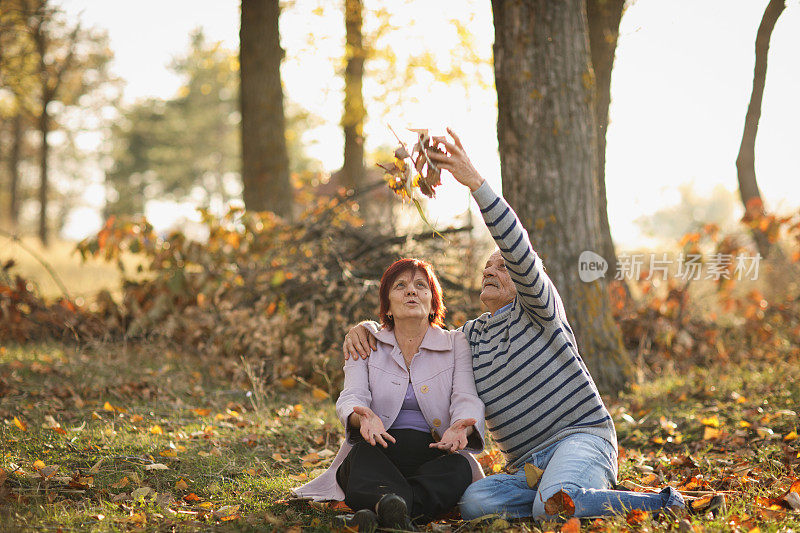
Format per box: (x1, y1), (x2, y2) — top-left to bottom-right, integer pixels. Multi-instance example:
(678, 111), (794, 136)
(335, 428), (473, 524)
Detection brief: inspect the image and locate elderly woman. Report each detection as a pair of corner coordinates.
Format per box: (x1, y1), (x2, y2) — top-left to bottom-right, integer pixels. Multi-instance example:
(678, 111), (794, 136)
(292, 258), (486, 531)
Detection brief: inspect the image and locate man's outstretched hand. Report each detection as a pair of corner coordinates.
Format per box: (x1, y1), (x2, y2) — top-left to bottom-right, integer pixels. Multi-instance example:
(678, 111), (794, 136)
(343, 323), (378, 360)
(429, 418), (477, 453)
(427, 128), (485, 192)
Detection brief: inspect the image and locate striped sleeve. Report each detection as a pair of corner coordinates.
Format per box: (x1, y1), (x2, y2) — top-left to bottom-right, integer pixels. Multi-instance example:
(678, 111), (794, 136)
(471, 181), (560, 324)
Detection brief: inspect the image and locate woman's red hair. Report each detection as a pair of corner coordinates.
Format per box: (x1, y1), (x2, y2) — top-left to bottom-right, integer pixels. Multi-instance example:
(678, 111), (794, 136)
(379, 258), (446, 329)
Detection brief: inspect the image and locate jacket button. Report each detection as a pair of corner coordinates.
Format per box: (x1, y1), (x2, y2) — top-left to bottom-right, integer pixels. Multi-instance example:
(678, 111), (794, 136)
(420, 385), (429, 393)
(432, 418), (441, 427)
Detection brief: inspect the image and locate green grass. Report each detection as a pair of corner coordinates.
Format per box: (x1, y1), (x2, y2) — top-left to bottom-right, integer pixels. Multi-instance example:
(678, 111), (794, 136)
(1, 342), (799, 531)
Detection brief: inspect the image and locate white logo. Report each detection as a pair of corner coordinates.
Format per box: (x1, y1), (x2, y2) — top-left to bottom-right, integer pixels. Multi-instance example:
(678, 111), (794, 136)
(578, 251), (608, 282)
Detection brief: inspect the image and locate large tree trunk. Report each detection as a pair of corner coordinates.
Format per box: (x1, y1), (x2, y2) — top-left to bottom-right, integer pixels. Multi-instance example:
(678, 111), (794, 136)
(736, 0), (785, 258)
(587, 0), (624, 271)
(491, 0), (632, 394)
(240, 0), (292, 218)
(341, 0), (366, 189)
(9, 112), (23, 229)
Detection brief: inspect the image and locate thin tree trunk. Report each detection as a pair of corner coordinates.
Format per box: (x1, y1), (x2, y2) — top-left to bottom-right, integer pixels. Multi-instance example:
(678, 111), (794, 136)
(240, 0), (292, 218)
(587, 0), (624, 271)
(38, 100), (49, 245)
(491, 0), (632, 395)
(9, 112), (22, 228)
(736, 0), (784, 258)
(341, 0), (366, 189)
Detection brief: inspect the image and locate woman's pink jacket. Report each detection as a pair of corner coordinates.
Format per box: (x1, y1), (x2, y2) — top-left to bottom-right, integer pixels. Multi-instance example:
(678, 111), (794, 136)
(292, 325), (486, 501)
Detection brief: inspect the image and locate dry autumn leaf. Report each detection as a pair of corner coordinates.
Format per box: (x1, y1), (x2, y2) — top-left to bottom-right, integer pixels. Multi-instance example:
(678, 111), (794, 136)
(131, 487), (152, 500)
(175, 478), (189, 490)
(626, 509), (650, 525)
(311, 388), (329, 400)
(561, 517), (581, 533)
(544, 490), (575, 517)
(13, 416), (27, 431)
(111, 476), (129, 489)
(150, 425), (163, 435)
(524, 463), (544, 488)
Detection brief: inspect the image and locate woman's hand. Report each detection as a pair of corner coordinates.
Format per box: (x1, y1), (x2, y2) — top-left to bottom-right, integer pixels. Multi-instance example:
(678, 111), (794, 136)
(343, 323), (378, 360)
(426, 128), (485, 192)
(429, 418), (476, 453)
(353, 406), (396, 447)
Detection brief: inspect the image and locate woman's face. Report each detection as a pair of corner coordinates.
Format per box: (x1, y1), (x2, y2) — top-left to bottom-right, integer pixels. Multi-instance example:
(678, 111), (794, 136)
(388, 269), (433, 323)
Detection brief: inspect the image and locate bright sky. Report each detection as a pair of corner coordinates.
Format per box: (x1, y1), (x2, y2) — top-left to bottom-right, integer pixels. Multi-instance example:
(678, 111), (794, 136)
(58, 0), (800, 250)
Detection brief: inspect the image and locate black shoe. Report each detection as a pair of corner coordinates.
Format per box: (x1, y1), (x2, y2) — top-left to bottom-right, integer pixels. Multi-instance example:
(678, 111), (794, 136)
(334, 509), (378, 533)
(688, 494), (726, 517)
(376, 494), (416, 531)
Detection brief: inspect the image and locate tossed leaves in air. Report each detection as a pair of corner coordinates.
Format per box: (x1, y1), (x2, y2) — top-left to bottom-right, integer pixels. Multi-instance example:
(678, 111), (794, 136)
(377, 126), (448, 238)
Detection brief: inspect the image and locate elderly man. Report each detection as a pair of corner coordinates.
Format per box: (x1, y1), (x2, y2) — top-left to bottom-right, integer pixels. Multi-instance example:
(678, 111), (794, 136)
(344, 129), (690, 520)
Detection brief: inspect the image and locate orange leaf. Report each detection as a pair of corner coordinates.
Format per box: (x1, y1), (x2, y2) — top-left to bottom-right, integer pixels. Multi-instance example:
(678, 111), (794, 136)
(13, 416), (27, 431)
(183, 492), (202, 502)
(175, 478), (189, 490)
(279, 377), (297, 389)
(150, 425), (163, 435)
(311, 388), (329, 400)
(626, 509), (650, 525)
(33, 460), (46, 470)
(703, 427), (722, 440)
(561, 517), (581, 533)
(545, 490), (575, 517)
(191, 408), (211, 417)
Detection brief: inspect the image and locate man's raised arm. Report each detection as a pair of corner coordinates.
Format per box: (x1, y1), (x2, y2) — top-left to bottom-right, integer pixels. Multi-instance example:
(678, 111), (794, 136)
(427, 128), (563, 324)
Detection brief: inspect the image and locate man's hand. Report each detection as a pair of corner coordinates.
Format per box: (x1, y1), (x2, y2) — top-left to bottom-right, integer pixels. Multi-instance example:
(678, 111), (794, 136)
(343, 323), (378, 360)
(429, 418), (476, 453)
(352, 406), (396, 447)
(426, 128), (485, 192)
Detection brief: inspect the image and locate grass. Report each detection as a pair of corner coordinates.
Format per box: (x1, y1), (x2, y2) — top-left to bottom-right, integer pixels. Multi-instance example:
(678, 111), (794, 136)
(1, 341), (799, 532)
(0, 237), (144, 302)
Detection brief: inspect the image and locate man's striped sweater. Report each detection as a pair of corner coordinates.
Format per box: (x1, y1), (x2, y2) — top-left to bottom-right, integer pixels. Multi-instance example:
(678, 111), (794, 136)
(461, 181), (617, 468)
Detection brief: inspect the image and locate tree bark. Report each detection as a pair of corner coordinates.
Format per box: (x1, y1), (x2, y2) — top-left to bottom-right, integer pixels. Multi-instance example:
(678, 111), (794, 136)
(341, 0), (366, 189)
(587, 0), (624, 271)
(240, 0), (292, 218)
(736, 0), (785, 258)
(491, 0), (632, 394)
(9, 112), (23, 228)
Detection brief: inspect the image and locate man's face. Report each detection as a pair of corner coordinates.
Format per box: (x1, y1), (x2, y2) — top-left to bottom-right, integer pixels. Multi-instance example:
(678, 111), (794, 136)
(480, 250), (516, 313)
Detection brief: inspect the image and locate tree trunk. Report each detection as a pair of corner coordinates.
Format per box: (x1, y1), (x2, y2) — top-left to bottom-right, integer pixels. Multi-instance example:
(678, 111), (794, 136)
(341, 0), (366, 189)
(9, 112), (22, 228)
(240, 0), (292, 218)
(38, 100), (49, 245)
(736, 0), (784, 258)
(491, 0), (632, 394)
(587, 0), (624, 271)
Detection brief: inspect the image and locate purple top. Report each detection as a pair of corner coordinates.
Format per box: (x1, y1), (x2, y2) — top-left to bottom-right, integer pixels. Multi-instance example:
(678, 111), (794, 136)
(389, 382), (430, 433)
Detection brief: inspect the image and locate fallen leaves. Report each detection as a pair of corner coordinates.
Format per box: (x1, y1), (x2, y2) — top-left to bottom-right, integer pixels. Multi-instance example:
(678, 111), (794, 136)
(13, 416), (27, 431)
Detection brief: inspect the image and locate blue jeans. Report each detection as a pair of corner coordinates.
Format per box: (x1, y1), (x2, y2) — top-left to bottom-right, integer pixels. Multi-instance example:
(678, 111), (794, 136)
(459, 433), (684, 520)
